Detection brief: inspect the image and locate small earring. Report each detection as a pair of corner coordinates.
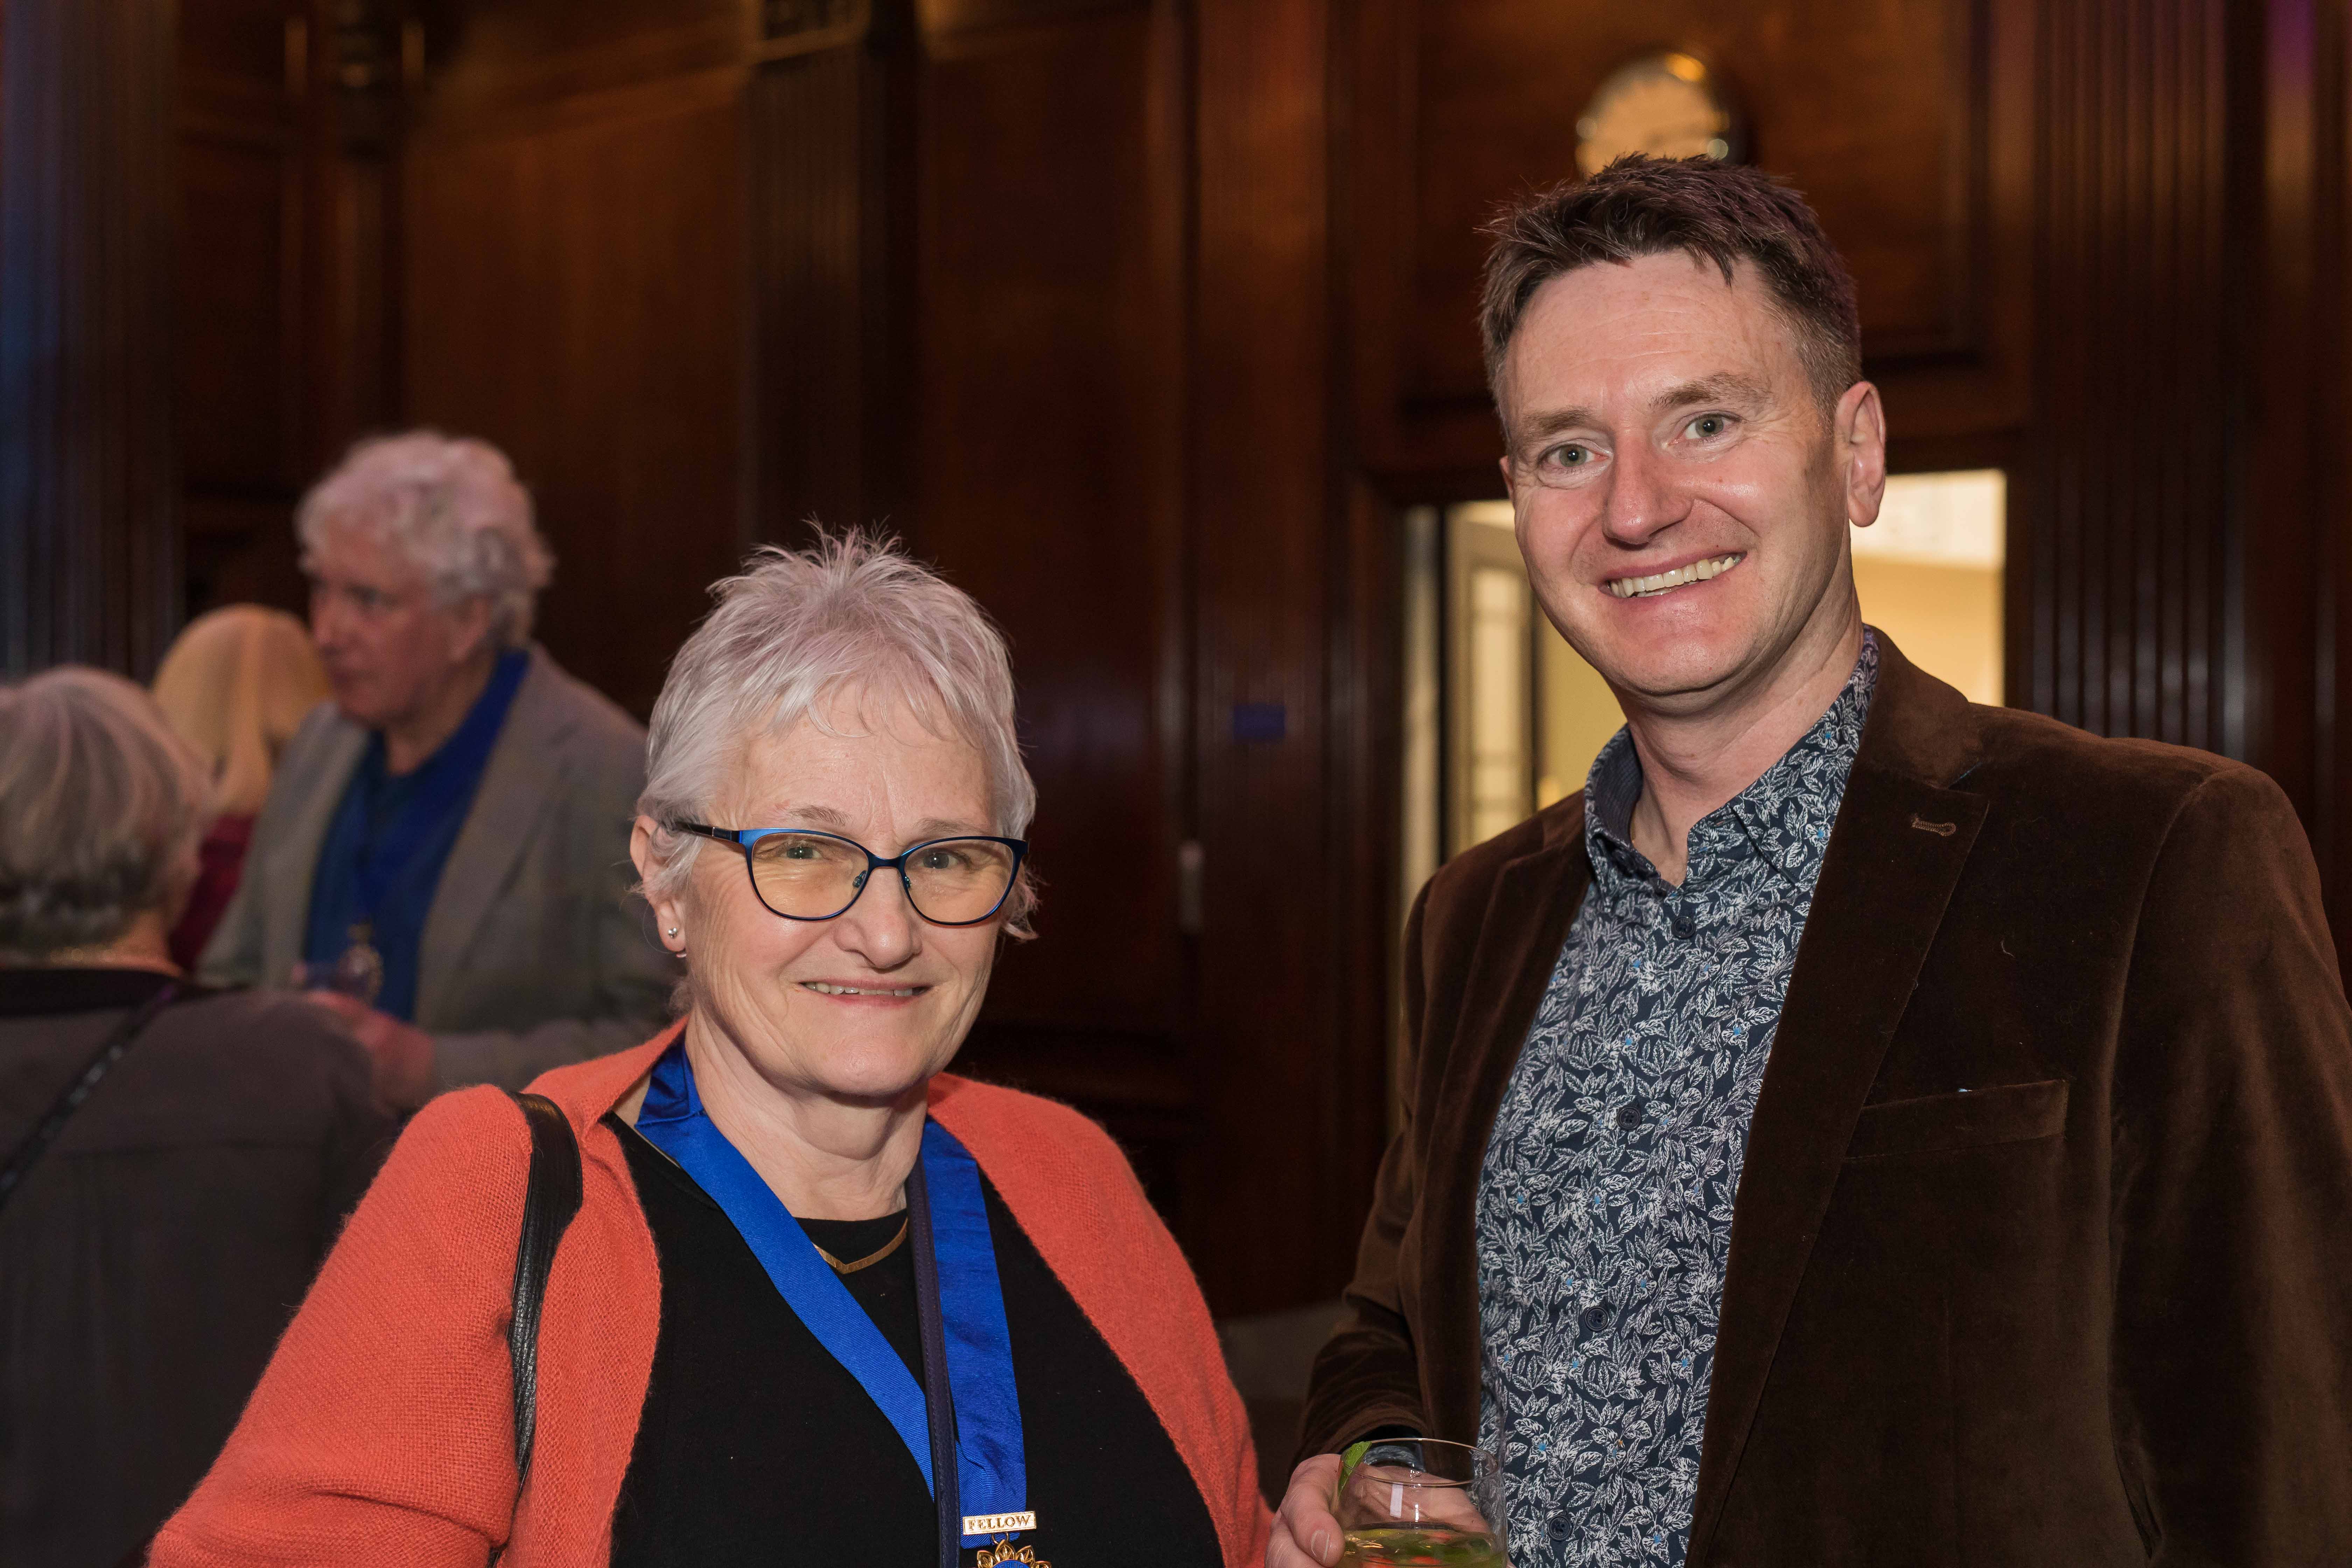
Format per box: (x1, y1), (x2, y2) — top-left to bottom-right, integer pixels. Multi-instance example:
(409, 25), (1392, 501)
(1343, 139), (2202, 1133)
(666, 926), (680, 938)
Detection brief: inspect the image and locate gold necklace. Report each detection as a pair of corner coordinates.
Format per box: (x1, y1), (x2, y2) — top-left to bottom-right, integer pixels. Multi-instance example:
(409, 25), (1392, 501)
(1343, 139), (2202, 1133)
(811, 1216), (910, 1275)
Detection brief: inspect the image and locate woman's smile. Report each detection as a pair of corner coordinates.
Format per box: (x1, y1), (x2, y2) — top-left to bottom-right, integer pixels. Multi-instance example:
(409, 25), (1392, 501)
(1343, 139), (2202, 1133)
(798, 979), (926, 1000)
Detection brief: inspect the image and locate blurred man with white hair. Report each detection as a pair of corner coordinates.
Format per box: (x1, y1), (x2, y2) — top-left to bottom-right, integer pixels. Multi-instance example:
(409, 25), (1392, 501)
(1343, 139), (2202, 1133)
(201, 431), (670, 1105)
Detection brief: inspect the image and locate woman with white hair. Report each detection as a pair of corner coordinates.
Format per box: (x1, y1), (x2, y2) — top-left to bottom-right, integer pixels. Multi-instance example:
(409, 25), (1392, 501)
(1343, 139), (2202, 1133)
(156, 536), (1270, 1567)
(0, 668), (392, 1568)
(200, 431), (671, 1106)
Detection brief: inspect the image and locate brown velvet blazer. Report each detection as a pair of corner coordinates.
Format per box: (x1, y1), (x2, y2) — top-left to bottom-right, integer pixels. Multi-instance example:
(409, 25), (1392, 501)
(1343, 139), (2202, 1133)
(1300, 638), (2352, 1565)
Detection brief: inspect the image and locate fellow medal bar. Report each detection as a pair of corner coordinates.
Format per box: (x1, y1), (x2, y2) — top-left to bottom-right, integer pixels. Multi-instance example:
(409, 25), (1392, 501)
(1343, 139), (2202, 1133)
(964, 1511), (1037, 1536)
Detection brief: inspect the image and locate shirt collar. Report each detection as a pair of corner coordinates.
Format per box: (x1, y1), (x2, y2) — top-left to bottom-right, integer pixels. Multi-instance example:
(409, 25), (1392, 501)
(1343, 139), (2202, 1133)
(0, 966), (186, 1019)
(1584, 630), (1881, 896)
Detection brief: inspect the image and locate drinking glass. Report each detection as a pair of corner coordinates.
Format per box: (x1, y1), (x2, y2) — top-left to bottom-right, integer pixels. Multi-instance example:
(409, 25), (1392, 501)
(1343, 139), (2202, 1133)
(1334, 1437), (1510, 1567)
(289, 944), (383, 1006)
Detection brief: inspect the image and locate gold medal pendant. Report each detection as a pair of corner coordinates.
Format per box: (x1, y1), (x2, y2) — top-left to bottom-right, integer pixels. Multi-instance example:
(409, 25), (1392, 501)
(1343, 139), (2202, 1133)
(973, 1541), (1048, 1568)
(335, 922), (385, 1006)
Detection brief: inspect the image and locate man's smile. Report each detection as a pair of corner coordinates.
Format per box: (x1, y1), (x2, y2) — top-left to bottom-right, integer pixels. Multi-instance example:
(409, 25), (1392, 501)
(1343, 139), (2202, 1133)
(1604, 551), (1745, 599)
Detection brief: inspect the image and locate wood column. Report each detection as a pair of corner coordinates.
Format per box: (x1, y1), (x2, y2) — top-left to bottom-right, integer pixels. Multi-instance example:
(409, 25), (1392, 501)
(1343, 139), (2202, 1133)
(2020, 0), (2352, 962)
(0, 0), (180, 677)
(1193, 0), (1391, 1311)
(747, 1), (914, 543)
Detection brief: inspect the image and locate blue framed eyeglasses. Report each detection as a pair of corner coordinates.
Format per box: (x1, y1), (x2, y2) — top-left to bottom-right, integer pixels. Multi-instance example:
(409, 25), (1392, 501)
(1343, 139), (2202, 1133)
(676, 824), (1028, 926)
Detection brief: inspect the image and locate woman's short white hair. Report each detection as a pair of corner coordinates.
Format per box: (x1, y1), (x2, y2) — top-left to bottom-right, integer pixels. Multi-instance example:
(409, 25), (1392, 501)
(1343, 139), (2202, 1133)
(638, 532), (1038, 937)
(298, 430), (554, 645)
(0, 668), (212, 962)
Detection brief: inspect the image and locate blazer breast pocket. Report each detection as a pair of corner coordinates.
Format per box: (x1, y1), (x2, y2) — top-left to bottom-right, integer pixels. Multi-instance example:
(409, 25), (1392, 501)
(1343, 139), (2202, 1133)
(1844, 1078), (2070, 1162)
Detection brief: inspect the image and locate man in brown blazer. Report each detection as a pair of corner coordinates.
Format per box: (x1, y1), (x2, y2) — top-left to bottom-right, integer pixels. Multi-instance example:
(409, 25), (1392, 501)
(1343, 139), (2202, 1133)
(1277, 158), (2352, 1566)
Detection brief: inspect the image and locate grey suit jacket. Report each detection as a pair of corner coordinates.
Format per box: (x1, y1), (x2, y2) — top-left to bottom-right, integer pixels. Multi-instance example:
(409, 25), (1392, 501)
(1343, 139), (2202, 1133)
(198, 645), (674, 1091)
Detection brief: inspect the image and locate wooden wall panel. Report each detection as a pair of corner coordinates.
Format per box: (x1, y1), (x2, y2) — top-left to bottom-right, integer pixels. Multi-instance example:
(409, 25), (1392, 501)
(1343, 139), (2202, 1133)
(2021, 0), (2236, 755)
(402, 70), (750, 718)
(2319, 0), (2352, 942)
(0, 0), (180, 676)
(410, 0), (743, 110)
(1193, 0), (1382, 1312)
(174, 0), (405, 624)
(1412, 1), (1968, 390)
(2263, 0), (2352, 933)
(177, 135), (298, 495)
(1351, 0), (2033, 482)
(746, 15), (913, 543)
(904, 4), (1200, 1212)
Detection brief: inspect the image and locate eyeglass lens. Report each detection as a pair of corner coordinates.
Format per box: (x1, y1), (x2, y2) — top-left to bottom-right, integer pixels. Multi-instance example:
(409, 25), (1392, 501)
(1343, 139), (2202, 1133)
(746, 833), (1017, 923)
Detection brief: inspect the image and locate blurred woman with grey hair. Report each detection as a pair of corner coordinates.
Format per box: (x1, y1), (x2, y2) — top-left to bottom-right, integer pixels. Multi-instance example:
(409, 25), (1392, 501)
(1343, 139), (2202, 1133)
(159, 534), (1270, 1567)
(0, 667), (392, 1568)
(200, 430), (670, 1106)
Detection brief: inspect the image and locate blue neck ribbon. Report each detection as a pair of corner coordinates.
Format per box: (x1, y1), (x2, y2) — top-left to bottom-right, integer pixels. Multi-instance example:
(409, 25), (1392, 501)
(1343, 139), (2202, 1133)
(634, 1040), (1030, 1546)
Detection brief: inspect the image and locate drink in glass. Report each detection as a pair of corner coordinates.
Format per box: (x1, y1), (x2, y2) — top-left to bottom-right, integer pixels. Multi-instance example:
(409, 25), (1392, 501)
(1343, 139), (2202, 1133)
(1334, 1437), (1508, 1568)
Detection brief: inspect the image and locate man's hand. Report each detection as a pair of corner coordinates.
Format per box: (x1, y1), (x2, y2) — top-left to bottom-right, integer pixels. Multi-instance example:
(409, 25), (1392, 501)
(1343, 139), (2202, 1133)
(1270, 1452), (1345, 1567)
(306, 990), (437, 1111)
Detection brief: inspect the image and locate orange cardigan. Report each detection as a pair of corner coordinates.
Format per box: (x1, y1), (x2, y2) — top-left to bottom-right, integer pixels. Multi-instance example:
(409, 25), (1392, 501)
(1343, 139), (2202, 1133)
(153, 1027), (1272, 1566)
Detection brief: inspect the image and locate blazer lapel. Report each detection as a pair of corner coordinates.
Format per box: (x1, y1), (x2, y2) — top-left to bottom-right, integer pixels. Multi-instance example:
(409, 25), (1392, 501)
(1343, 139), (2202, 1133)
(260, 720), (368, 986)
(1685, 692), (1988, 1560)
(1424, 829), (1593, 1442)
(416, 651), (575, 1023)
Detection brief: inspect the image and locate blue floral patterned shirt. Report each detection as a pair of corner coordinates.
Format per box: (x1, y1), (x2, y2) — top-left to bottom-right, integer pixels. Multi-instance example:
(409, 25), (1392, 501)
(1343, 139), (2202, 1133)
(1475, 634), (1879, 1568)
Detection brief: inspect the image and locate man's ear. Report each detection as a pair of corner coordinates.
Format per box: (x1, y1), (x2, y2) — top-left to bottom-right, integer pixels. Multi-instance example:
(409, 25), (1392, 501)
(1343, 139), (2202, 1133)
(440, 593), (498, 667)
(1837, 380), (1889, 531)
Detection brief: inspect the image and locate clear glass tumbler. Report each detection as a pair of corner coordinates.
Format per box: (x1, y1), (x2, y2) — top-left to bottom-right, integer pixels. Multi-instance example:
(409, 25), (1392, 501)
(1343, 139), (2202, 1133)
(1333, 1436), (1510, 1567)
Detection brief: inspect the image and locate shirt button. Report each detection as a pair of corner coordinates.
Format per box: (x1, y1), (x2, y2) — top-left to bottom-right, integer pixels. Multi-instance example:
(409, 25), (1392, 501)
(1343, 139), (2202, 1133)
(1616, 1099), (1646, 1130)
(1671, 912), (1696, 938)
(1580, 1302), (1612, 1334)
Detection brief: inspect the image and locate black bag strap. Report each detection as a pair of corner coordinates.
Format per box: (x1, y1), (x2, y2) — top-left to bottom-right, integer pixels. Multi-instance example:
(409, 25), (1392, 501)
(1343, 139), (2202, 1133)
(0, 980), (180, 1216)
(505, 1090), (583, 1488)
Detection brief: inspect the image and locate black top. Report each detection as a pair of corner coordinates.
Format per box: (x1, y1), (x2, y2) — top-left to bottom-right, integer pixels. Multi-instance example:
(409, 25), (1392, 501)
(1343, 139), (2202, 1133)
(607, 1114), (1224, 1567)
(0, 969), (394, 1568)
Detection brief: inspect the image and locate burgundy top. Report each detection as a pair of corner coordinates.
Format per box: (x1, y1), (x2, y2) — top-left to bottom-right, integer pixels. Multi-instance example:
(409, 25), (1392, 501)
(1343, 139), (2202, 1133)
(168, 815), (253, 972)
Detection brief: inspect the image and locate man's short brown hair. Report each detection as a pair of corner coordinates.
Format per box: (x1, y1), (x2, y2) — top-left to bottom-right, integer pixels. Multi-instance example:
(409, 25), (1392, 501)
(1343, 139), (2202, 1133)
(1479, 155), (1862, 416)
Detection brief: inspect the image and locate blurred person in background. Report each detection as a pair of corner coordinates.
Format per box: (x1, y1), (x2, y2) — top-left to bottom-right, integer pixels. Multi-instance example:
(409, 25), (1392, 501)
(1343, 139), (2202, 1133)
(156, 536), (1268, 1566)
(150, 605), (332, 968)
(201, 431), (670, 1108)
(0, 668), (393, 1568)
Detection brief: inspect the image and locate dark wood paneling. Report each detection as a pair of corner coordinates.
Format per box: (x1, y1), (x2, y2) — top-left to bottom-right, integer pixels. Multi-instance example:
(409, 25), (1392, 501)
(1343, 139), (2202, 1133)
(2022, 0), (2236, 754)
(177, 133), (300, 494)
(174, 1), (306, 619)
(402, 64), (750, 718)
(1396, 2), (2021, 453)
(2269, 0), (2352, 943)
(919, 0), (1142, 39)
(173, 0), (406, 625)
(899, 0), (1397, 1312)
(1192, 0), (1379, 1312)
(905, 6), (1192, 1105)
(746, 6), (914, 542)
(409, 0), (743, 118)
(1342, 0), (2035, 494)
(0, 0), (181, 676)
